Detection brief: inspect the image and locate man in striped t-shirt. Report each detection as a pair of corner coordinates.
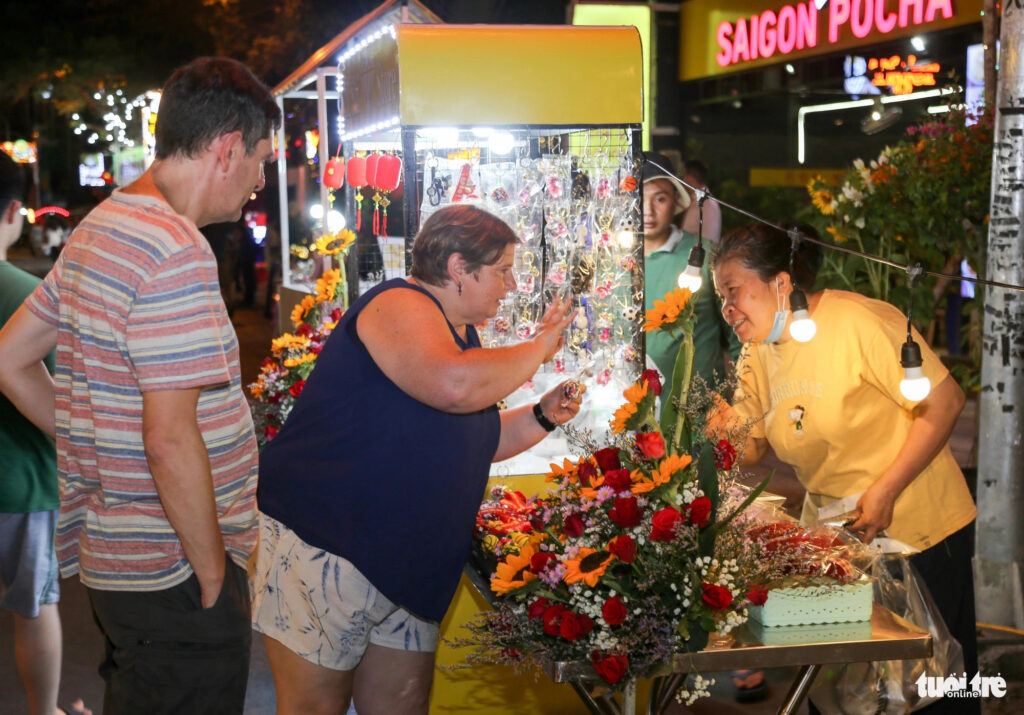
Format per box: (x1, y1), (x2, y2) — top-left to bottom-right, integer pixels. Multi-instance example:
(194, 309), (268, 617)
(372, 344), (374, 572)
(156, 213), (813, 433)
(0, 57), (280, 713)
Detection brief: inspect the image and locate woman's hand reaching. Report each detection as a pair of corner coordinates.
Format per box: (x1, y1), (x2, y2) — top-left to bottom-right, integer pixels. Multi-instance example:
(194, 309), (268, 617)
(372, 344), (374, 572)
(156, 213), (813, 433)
(538, 379), (587, 427)
(532, 295), (577, 363)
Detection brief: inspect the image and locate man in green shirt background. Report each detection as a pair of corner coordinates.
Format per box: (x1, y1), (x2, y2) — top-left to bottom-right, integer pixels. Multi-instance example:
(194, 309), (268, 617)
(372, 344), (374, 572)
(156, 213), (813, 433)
(641, 152), (741, 404)
(0, 150), (65, 715)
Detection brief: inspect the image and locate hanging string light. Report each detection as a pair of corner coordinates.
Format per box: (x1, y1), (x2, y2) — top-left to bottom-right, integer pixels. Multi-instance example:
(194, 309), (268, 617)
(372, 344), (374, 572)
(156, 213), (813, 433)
(787, 229), (817, 343)
(899, 264), (932, 401)
(677, 190), (706, 293)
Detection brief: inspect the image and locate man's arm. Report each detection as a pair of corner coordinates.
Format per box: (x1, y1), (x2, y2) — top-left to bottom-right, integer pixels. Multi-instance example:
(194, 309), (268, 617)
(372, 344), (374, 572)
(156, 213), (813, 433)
(142, 387), (225, 608)
(0, 304), (58, 438)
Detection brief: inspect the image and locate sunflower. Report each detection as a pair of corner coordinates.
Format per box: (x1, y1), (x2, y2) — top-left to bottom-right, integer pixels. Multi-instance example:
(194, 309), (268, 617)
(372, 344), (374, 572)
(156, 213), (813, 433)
(643, 287), (692, 333)
(314, 229), (357, 256)
(271, 332), (311, 355)
(291, 295), (317, 326)
(563, 548), (614, 587)
(315, 269), (342, 304)
(491, 544), (538, 595)
(283, 352), (316, 369)
(809, 187), (837, 216)
(610, 381), (649, 435)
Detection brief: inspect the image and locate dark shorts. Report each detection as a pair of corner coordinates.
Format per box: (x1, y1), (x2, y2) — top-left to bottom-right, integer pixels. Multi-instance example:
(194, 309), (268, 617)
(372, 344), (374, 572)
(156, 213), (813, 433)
(86, 556), (251, 715)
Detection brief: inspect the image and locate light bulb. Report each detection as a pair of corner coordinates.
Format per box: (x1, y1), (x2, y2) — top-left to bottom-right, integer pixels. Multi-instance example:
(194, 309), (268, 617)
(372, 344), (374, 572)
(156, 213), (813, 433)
(677, 244), (706, 293)
(788, 288), (817, 342)
(900, 367), (931, 401)
(677, 264), (703, 292)
(790, 311), (817, 342)
(899, 340), (931, 401)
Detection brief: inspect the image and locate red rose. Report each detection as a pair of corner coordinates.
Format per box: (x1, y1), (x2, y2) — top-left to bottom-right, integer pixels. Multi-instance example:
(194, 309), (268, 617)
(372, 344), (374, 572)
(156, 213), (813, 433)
(602, 596), (627, 626)
(603, 468), (632, 493)
(542, 604), (568, 636)
(635, 431), (666, 459)
(295, 323), (314, 337)
(263, 424), (279, 440)
(686, 496), (712, 528)
(640, 368), (662, 395)
(531, 552), (555, 572)
(560, 611), (594, 641)
(527, 597), (549, 619)
(701, 582), (733, 610)
(309, 344), (323, 355)
(746, 586), (769, 606)
(650, 506), (682, 541)
(289, 380), (306, 398)
(578, 461), (597, 487)
(331, 307), (343, 322)
(563, 513), (585, 538)
(714, 439), (737, 471)
(608, 497), (642, 528)
(593, 447), (622, 473)
(607, 534), (636, 564)
(590, 651), (629, 685)
(260, 356), (275, 368)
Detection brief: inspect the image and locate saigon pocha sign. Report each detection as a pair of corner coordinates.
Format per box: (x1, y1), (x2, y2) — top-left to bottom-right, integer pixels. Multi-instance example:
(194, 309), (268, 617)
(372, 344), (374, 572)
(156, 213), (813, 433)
(679, 0), (980, 81)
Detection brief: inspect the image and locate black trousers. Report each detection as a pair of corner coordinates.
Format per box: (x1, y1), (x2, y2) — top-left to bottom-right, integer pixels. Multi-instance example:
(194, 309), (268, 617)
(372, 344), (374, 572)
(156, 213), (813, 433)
(86, 557), (251, 715)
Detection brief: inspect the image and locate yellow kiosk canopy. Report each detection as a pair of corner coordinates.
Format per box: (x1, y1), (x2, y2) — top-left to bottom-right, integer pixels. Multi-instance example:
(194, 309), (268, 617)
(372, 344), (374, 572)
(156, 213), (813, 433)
(342, 24), (644, 130)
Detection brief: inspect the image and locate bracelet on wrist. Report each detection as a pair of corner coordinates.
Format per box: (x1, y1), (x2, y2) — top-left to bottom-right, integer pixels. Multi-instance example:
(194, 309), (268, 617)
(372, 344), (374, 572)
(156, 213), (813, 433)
(532, 402), (557, 432)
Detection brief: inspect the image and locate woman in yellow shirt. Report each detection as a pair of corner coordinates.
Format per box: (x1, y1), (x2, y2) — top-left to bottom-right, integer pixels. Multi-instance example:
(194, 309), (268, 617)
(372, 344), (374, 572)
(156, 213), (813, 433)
(711, 222), (978, 714)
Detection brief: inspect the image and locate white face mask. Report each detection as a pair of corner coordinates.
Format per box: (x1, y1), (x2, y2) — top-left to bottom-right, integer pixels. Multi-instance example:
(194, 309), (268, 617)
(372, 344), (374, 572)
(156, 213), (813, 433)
(762, 279), (789, 344)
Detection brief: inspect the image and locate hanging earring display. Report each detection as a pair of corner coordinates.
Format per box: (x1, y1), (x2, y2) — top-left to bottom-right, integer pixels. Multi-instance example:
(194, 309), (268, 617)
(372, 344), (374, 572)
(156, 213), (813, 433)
(346, 155), (367, 229)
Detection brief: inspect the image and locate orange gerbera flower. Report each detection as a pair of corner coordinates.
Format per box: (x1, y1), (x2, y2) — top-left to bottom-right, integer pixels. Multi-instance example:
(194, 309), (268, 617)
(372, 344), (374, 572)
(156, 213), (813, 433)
(650, 453), (693, 488)
(271, 332), (311, 355)
(491, 543), (538, 595)
(644, 288), (692, 333)
(546, 457), (580, 484)
(610, 381), (649, 434)
(563, 548), (614, 587)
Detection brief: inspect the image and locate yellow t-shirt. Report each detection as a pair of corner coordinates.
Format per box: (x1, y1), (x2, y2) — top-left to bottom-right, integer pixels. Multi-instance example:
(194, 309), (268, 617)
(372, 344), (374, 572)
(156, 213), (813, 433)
(734, 290), (976, 551)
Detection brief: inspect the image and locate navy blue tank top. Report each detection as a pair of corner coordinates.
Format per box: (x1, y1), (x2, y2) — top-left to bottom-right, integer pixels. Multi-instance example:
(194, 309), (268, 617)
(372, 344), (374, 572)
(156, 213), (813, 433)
(258, 279), (501, 621)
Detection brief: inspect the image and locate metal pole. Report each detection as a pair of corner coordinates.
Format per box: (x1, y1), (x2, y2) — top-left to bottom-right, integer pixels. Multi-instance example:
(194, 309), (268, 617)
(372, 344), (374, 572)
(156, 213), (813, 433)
(975, 0), (1024, 630)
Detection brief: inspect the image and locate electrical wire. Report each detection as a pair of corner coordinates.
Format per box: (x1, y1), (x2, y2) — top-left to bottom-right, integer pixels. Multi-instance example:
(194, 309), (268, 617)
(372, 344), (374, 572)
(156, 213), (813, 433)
(645, 159), (1024, 295)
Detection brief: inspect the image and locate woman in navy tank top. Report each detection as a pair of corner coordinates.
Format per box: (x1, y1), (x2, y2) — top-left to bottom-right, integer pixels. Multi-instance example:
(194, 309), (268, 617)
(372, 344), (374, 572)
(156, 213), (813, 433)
(254, 205), (585, 713)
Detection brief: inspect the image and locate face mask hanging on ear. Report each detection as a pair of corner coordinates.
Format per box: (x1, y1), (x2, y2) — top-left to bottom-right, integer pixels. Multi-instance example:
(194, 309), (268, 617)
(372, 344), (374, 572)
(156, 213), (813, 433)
(763, 279), (790, 344)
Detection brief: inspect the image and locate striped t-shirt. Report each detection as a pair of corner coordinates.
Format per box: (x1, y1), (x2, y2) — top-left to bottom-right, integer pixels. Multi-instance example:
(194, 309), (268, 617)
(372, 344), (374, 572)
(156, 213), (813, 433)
(25, 190), (259, 591)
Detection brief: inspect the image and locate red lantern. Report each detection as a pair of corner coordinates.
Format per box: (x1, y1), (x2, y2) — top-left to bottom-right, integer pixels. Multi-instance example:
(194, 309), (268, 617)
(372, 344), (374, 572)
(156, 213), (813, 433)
(365, 152), (381, 188)
(323, 158), (345, 190)
(376, 154), (402, 191)
(374, 154), (403, 235)
(346, 155), (367, 228)
(346, 155), (366, 187)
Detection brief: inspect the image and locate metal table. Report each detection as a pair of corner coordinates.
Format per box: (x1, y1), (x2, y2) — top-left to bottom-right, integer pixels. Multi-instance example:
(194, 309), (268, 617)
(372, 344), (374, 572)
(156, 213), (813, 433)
(541, 605), (932, 715)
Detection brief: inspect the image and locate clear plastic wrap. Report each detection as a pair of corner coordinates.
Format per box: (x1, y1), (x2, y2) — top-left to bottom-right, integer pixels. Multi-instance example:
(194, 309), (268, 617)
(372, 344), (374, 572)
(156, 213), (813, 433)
(808, 553), (964, 713)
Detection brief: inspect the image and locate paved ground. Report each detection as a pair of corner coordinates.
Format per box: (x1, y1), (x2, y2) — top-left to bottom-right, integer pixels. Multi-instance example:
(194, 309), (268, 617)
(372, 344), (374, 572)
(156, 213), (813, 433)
(2, 249), (1020, 714)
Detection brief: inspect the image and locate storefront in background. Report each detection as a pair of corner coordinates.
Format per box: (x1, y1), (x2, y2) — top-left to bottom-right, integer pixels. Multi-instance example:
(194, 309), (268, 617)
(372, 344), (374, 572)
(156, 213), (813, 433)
(677, 0), (985, 181)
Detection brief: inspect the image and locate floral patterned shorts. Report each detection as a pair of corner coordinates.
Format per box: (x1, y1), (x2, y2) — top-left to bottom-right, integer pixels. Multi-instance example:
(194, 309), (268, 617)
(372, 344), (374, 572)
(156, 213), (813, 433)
(251, 513), (438, 671)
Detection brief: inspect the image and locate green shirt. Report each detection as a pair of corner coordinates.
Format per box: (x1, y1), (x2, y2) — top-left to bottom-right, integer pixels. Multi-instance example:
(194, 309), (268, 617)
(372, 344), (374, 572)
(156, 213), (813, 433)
(0, 261), (58, 513)
(644, 228), (741, 390)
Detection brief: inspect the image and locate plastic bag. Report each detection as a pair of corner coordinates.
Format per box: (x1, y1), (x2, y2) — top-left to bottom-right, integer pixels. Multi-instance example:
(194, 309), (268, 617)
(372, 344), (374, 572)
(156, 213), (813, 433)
(808, 554), (965, 713)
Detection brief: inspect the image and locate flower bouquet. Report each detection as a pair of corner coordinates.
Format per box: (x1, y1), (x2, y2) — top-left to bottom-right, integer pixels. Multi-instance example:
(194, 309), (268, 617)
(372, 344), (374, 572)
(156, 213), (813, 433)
(249, 229), (355, 446)
(459, 287), (777, 704)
